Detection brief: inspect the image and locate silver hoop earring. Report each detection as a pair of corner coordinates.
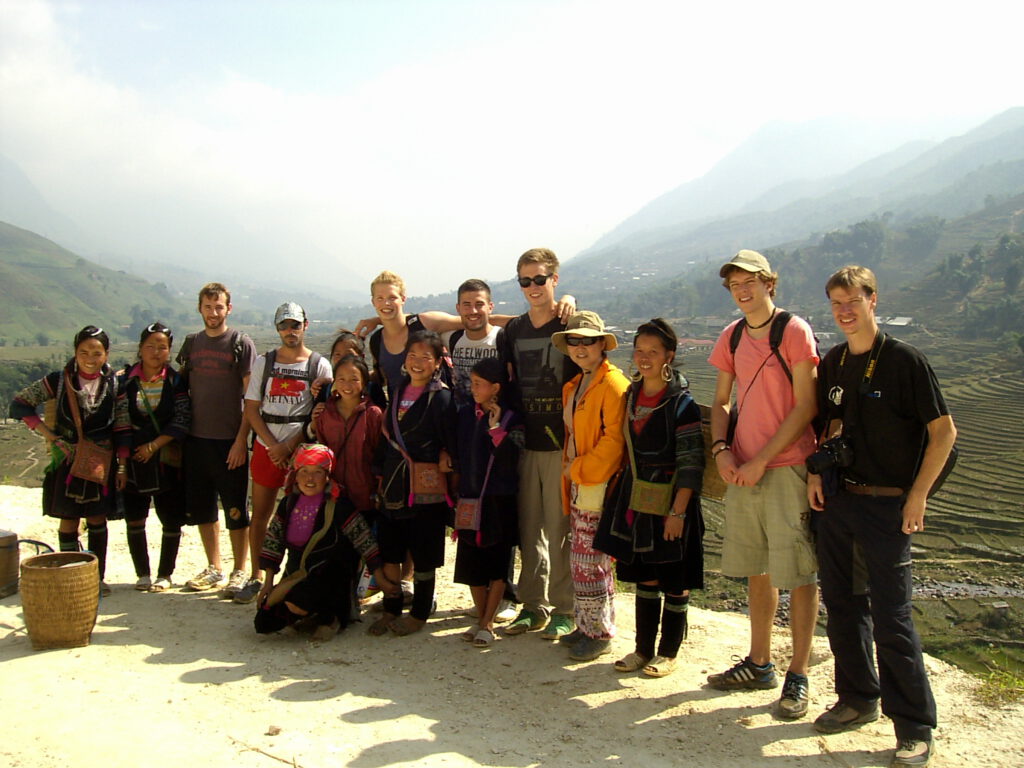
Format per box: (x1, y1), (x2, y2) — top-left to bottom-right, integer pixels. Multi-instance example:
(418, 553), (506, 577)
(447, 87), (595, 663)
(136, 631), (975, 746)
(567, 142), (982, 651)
(628, 362), (642, 382)
(400, 365), (408, 376)
(661, 363), (673, 382)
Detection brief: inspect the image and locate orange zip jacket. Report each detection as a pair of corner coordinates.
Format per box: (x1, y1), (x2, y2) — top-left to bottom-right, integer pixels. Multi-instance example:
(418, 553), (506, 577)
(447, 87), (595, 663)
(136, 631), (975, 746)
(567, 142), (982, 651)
(560, 357), (629, 514)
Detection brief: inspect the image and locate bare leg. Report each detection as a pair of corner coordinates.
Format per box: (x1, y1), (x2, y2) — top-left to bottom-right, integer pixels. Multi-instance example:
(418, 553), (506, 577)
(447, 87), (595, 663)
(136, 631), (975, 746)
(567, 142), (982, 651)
(479, 579), (505, 630)
(248, 482), (278, 578)
(787, 582), (819, 675)
(198, 521), (222, 571)
(748, 573), (779, 666)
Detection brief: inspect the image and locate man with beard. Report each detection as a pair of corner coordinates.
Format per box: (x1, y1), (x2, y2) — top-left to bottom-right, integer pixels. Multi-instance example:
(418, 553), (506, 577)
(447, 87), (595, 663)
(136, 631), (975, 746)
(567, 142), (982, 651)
(179, 282), (257, 596)
(236, 302), (332, 604)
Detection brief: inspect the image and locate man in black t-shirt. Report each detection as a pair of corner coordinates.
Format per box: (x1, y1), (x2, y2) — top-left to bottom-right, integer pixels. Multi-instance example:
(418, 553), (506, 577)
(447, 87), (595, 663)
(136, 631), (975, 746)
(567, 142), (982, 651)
(808, 266), (956, 768)
(499, 248), (580, 640)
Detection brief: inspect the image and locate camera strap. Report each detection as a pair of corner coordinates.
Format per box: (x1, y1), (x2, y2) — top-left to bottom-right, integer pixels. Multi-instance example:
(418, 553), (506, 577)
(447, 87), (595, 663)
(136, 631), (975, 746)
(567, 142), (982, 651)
(835, 331), (886, 431)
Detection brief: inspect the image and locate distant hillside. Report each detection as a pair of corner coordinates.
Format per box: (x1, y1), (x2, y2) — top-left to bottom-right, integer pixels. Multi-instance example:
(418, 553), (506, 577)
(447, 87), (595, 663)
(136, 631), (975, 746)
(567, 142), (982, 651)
(561, 108), (1024, 308)
(0, 221), (190, 345)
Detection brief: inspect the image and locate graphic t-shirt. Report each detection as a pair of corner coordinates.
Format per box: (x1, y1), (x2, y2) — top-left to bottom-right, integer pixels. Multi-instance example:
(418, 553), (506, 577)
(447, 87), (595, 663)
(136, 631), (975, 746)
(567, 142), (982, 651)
(500, 313), (580, 452)
(246, 354), (333, 446)
(186, 330), (256, 440)
(442, 326), (503, 409)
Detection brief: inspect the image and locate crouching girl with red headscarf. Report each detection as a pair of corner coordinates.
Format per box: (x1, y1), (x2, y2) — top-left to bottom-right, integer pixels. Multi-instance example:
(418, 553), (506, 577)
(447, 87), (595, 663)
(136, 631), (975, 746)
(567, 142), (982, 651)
(255, 444), (394, 640)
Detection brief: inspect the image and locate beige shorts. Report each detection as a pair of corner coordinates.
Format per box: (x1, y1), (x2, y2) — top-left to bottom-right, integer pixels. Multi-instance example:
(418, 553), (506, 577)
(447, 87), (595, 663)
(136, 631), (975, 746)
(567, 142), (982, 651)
(721, 464), (817, 590)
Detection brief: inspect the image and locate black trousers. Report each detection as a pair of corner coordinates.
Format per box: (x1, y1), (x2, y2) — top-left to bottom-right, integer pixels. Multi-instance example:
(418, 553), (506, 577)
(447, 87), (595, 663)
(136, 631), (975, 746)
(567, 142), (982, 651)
(817, 491), (936, 742)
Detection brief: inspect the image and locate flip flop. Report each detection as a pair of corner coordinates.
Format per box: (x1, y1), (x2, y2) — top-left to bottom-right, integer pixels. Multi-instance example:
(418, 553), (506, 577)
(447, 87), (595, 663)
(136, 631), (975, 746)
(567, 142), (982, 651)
(642, 655), (677, 678)
(473, 628), (496, 647)
(614, 652), (652, 673)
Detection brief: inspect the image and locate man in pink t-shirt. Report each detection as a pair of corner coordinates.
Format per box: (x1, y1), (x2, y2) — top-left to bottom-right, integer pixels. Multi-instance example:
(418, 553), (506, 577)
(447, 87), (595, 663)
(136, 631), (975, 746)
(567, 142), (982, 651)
(706, 250), (820, 721)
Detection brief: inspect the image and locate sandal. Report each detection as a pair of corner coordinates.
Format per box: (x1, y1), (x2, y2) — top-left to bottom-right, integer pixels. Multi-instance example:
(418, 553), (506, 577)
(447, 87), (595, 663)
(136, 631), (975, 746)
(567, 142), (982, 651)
(389, 615), (426, 636)
(312, 618), (341, 642)
(460, 628), (477, 643)
(614, 652), (652, 673)
(150, 577), (172, 593)
(367, 613), (397, 636)
(642, 655), (678, 678)
(473, 628), (497, 647)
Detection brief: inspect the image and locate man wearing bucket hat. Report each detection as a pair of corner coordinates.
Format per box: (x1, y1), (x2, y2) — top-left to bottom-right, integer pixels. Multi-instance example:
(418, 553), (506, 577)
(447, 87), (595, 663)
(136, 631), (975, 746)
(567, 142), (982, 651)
(706, 250), (820, 719)
(551, 311), (628, 660)
(239, 302), (333, 605)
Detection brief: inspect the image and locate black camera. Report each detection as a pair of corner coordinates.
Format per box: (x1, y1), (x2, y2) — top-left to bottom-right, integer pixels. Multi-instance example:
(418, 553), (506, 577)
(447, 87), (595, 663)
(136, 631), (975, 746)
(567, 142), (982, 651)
(806, 436), (854, 475)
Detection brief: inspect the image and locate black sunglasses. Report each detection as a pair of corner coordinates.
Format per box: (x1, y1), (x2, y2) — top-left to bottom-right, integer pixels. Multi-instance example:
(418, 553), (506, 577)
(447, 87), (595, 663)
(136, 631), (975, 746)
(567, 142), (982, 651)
(277, 320), (303, 331)
(517, 274), (553, 288)
(566, 336), (601, 347)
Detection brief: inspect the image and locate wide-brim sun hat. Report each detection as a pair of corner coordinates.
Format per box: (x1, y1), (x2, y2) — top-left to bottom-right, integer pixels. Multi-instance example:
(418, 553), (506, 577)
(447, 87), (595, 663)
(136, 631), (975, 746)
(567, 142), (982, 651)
(551, 310), (618, 355)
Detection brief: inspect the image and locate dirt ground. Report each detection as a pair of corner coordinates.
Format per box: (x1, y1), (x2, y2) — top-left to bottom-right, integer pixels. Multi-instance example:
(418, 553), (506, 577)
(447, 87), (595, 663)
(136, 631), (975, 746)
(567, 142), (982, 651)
(1, 485), (1022, 768)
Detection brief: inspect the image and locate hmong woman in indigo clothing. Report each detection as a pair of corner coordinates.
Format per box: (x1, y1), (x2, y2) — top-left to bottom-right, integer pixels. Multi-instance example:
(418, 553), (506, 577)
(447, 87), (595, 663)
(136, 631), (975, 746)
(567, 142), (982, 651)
(8, 325), (120, 592)
(371, 330), (458, 637)
(594, 318), (705, 679)
(454, 357), (523, 648)
(255, 444), (391, 641)
(114, 322), (190, 592)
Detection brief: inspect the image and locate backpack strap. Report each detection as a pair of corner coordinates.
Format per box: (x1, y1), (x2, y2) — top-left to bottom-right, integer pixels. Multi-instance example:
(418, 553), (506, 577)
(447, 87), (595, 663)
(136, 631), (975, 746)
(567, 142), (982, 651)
(176, 332), (198, 373)
(728, 311), (795, 383)
(259, 349), (278, 400)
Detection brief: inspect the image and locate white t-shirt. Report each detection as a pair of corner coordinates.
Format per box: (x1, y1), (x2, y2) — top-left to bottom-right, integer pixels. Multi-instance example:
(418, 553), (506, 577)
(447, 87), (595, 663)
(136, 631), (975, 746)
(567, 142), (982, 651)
(245, 354), (333, 445)
(443, 325), (501, 409)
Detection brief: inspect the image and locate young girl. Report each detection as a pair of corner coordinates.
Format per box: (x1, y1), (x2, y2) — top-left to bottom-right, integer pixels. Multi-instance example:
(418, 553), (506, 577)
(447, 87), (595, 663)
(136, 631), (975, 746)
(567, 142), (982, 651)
(551, 311), (629, 662)
(255, 444), (390, 641)
(313, 354), (384, 614)
(594, 318), (705, 678)
(371, 330), (457, 636)
(454, 358), (523, 647)
(115, 322), (190, 591)
(8, 325), (120, 594)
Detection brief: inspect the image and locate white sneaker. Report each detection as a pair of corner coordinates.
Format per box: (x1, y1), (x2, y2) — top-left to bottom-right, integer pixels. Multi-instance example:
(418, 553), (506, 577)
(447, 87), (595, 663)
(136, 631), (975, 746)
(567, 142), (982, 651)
(220, 569), (248, 597)
(185, 565), (226, 591)
(495, 600), (518, 623)
(135, 575), (152, 591)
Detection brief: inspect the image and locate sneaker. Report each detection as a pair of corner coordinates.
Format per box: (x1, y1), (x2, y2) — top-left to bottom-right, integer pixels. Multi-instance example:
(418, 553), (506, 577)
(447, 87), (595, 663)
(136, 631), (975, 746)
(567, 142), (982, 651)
(777, 671), (809, 719)
(504, 609), (548, 635)
(494, 600), (518, 623)
(557, 628), (584, 646)
(186, 565), (225, 592)
(134, 575), (152, 591)
(232, 578), (262, 604)
(540, 614), (576, 640)
(891, 739), (932, 767)
(707, 655), (778, 690)
(220, 569), (248, 598)
(813, 699), (880, 734)
(569, 635), (611, 661)
(150, 577), (172, 592)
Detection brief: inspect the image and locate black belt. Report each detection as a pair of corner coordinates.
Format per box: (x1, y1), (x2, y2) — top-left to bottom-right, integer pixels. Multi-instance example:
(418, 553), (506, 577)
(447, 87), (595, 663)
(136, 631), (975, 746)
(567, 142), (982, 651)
(844, 479), (904, 497)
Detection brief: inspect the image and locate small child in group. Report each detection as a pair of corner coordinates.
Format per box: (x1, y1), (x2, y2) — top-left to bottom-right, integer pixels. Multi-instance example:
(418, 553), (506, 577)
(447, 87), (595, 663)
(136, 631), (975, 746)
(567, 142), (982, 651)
(255, 444), (391, 641)
(454, 358), (523, 647)
(371, 330), (458, 637)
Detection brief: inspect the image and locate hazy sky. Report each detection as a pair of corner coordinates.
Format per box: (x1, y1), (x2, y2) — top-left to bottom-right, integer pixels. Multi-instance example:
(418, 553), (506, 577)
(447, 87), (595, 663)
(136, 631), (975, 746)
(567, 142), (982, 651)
(1, 0), (1022, 296)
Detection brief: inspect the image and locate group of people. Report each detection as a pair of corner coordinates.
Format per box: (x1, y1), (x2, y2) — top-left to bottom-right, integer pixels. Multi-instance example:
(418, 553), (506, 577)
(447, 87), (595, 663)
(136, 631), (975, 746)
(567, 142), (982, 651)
(9, 246), (954, 767)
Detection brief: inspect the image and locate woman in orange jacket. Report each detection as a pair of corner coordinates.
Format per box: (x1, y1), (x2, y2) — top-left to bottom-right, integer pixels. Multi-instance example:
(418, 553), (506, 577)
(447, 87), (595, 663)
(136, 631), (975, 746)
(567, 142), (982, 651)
(552, 311), (629, 662)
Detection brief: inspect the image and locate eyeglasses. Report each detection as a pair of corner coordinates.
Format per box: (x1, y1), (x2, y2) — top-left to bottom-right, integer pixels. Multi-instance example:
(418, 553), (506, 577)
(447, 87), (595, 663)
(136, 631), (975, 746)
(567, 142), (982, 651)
(517, 274), (552, 288)
(566, 336), (600, 347)
(277, 320), (302, 331)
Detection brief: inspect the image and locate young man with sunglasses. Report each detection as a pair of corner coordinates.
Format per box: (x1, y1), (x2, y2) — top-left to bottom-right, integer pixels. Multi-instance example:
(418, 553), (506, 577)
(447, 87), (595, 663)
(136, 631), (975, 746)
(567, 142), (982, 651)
(237, 302), (332, 604)
(499, 248), (581, 639)
(707, 250), (820, 719)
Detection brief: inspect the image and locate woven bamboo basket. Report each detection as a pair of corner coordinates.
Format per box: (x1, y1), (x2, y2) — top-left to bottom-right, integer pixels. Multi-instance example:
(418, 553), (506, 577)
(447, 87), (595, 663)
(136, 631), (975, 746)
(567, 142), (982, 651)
(20, 551), (99, 650)
(699, 403), (727, 501)
(0, 530), (18, 598)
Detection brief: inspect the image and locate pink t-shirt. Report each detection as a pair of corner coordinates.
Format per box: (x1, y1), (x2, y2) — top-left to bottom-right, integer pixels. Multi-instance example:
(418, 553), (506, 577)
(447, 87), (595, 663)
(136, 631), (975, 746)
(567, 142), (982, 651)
(708, 315), (818, 468)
